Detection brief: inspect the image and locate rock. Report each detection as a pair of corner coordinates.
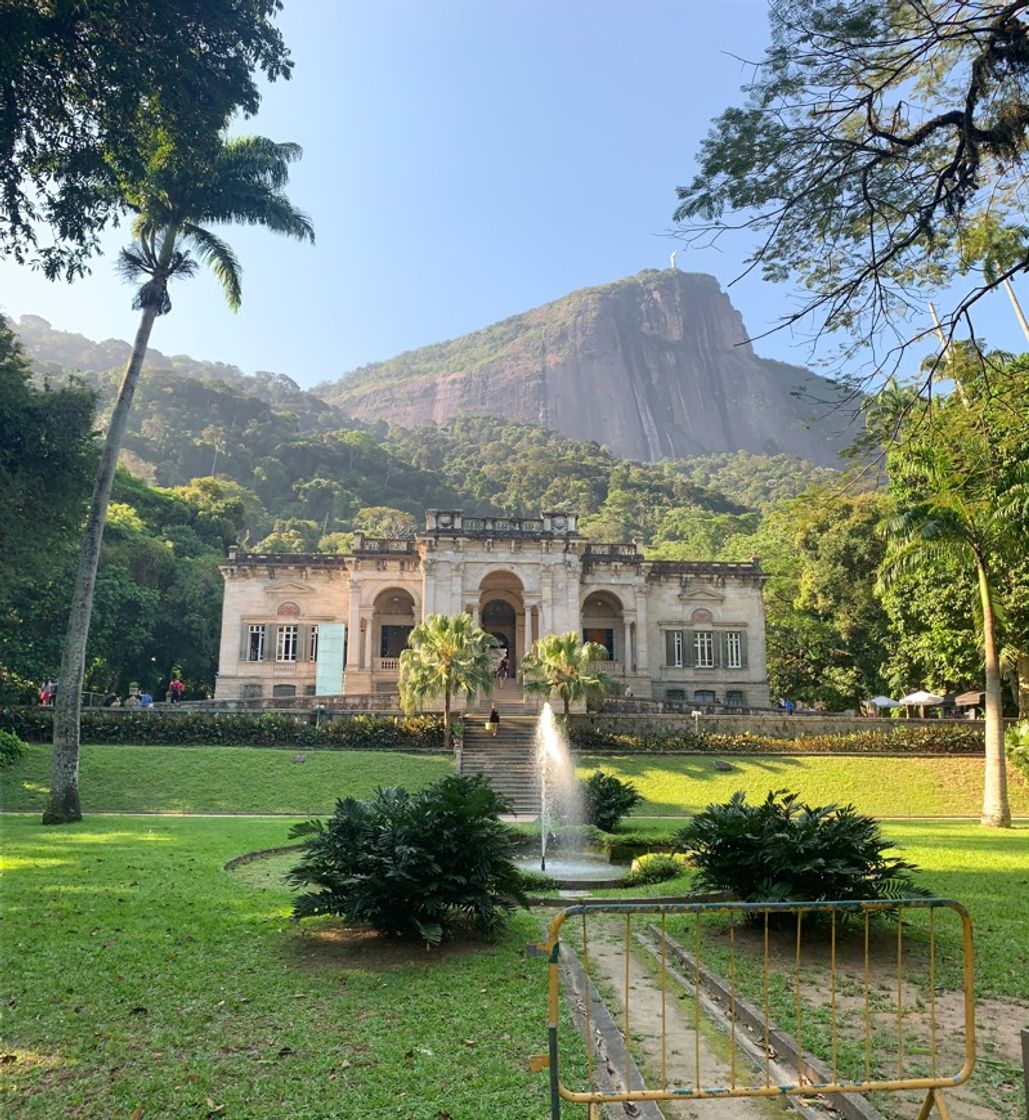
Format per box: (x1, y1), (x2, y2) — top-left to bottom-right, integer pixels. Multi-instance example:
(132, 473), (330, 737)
(714, 759), (734, 772)
(292, 753), (307, 764)
(326, 270), (853, 466)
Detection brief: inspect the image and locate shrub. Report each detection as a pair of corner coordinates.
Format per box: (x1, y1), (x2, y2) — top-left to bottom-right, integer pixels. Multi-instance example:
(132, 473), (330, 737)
(0, 707), (444, 750)
(516, 869), (558, 893)
(0, 730), (26, 768)
(569, 723), (983, 755)
(674, 790), (928, 906)
(624, 852), (690, 888)
(1005, 721), (1029, 782)
(287, 775), (527, 944)
(580, 770), (643, 831)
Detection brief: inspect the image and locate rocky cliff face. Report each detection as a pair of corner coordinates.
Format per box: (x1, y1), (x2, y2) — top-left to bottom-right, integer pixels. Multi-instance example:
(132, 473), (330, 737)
(324, 270), (854, 466)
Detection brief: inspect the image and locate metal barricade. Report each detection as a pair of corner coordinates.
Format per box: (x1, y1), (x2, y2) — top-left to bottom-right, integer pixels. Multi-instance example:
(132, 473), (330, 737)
(531, 898), (975, 1119)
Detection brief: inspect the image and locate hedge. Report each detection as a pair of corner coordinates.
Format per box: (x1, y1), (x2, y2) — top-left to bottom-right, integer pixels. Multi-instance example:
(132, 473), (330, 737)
(0, 708), (445, 751)
(568, 724), (985, 755)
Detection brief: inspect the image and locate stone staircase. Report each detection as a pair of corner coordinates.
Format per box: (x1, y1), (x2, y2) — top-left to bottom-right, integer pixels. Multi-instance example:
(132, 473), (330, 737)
(460, 689), (540, 815)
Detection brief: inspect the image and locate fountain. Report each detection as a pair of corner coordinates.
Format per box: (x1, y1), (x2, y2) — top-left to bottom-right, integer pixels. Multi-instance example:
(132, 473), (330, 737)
(517, 702), (625, 887)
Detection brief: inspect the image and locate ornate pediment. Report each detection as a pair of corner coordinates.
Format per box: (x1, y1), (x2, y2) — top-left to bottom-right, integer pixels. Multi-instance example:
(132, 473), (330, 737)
(677, 580), (725, 603)
(263, 580), (317, 596)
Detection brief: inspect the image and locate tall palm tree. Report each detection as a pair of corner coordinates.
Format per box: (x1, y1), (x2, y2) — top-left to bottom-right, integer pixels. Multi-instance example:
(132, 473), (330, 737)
(398, 614), (498, 753)
(880, 444), (1028, 829)
(43, 136), (314, 824)
(520, 632), (618, 719)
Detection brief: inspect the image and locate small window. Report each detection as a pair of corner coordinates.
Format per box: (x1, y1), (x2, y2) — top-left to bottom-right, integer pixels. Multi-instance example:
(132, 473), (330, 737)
(694, 689), (716, 705)
(726, 632), (742, 669)
(272, 684), (296, 698)
(694, 631), (714, 668)
(304, 684), (317, 696)
(277, 624), (298, 662)
(247, 624), (265, 662)
(726, 690), (745, 708)
(309, 625), (319, 662)
(665, 688), (686, 700)
(241, 683), (262, 699)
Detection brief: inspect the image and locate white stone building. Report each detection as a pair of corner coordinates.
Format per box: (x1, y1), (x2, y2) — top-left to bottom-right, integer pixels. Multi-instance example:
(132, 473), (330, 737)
(214, 510), (771, 708)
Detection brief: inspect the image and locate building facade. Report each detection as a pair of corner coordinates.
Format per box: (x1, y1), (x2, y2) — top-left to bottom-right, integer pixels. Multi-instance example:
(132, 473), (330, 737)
(214, 510), (771, 708)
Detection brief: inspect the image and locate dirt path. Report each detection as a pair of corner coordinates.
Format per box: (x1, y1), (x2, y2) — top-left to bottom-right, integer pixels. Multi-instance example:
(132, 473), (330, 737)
(575, 918), (794, 1120)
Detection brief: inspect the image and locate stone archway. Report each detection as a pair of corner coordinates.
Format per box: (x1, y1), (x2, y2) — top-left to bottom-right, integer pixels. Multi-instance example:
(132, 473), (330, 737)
(371, 587), (416, 664)
(581, 590), (625, 664)
(479, 571), (527, 668)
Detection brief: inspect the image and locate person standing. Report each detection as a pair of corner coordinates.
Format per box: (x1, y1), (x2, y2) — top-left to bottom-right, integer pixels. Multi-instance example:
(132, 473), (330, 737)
(496, 654), (510, 690)
(488, 703), (500, 737)
(169, 677), (186, 704)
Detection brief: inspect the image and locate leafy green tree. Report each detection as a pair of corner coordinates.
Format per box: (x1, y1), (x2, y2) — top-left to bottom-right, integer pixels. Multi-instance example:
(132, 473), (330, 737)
(353, 506), (419, 539)
(520, 633), (618, 718)
(1, 1), (291, 278)
(674, 1), (1029, 370)
(398, 614), (498, 753)
(253, 519), (321, 553)
(45, 134), (313, 825)
(879, 374), (1029, 828)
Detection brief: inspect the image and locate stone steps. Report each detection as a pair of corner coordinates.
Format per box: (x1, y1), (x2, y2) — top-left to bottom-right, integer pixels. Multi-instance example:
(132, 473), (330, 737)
(460, 712), (540, 814)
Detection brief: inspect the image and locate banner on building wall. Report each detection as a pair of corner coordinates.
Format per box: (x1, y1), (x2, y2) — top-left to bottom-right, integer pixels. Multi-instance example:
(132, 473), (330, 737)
(315, 623), (346, 696)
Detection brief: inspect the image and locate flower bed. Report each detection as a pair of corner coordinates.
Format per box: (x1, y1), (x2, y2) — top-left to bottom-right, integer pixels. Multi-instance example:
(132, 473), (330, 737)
(568, 724), (984, 755)
(0, 707), (445, 750)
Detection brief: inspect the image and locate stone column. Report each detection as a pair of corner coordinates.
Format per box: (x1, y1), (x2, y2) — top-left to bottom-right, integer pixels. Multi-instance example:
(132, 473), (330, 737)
(623, 618), (633, 670)
(346, 582), (362, 670)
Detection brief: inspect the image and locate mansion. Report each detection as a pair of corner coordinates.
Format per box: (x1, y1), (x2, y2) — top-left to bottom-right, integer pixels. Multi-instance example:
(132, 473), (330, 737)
(215, 510), (771, 708)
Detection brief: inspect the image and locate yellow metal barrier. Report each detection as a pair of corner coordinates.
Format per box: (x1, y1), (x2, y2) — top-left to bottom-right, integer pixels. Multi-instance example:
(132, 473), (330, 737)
(532, 898), (975, 1119)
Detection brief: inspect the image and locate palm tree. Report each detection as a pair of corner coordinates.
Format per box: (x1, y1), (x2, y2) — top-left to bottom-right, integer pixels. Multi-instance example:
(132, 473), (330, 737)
(880, 443), (1028, 829)
(398, 614), (498, 753)
(520, 632), (619, 719)
(43, 136), (314, 824)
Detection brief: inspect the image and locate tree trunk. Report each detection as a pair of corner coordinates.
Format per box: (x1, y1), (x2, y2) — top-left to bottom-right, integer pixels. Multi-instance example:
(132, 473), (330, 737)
(443, 687), (452, 754)
(43, 300), (163, 824)
(1019, 652), (1029, 720)
(977, 561), (1011, 828)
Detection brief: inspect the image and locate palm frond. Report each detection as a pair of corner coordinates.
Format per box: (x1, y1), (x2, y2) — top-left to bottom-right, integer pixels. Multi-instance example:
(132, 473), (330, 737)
(182, 223), (243, 310)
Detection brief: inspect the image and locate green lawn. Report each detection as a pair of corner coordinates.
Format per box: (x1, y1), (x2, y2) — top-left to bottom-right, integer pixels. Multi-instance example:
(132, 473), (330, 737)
(0, 744), (453, 814)
(5, 744), (1027, 818)
(0, 815), (569, 1120)
(578, 754), (1029, 818)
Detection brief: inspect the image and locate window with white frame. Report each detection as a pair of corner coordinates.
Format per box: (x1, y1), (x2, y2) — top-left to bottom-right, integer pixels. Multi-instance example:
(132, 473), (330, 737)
(247, 624), (265, 662)
(726, 631), (742, 669)
(672, 630), (684, 668)
(277, 624), (299, 662)
(694, 630), (714, 668)
(309, 625), (319, 662)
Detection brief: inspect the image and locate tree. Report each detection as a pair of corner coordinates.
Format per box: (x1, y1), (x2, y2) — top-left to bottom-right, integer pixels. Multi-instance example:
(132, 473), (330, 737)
(674, 1), (1029, 377)
(879, 371), (1029, 827)
(44, 135), (313, 824)
(398, 614), (498, 753)
(520, 632), (618, 718)
(0, 0), (291, 278)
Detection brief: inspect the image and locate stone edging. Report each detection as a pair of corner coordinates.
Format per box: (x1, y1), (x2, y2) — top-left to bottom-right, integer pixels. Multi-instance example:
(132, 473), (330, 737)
(223, 842), (304, 872)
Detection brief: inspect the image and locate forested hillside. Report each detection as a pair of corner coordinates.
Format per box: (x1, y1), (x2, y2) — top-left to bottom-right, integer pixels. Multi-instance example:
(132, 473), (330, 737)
(7, 313), (1026, 716)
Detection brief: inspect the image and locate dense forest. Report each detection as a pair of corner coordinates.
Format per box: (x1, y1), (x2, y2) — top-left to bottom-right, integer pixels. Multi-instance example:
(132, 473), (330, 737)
(4, 314), (1027, 714)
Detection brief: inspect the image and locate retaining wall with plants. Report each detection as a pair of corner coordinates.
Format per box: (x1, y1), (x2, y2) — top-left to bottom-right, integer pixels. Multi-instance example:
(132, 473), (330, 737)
(568, 721), (986, 755)
(0, 707), (445, 751)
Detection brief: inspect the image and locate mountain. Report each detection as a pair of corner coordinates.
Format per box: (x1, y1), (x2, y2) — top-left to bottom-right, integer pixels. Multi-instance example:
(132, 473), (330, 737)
(320, 270), (855, 467)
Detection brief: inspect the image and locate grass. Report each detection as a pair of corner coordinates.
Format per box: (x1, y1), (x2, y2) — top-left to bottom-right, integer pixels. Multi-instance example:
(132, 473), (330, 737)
(0, 814), (576, 1120)
(577, 755), (1029, 818)
(5, 745), (1027, 818)
(0, 745), (453, 814)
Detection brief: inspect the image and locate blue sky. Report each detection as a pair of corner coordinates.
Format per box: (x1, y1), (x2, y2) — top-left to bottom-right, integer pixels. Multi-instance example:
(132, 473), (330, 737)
(2, 0), (1026, 386)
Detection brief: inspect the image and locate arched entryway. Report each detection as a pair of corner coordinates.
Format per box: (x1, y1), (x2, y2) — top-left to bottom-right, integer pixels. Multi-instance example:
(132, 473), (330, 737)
(581, 590), (625, 663)
(478, 571), (532, 669)
(371, 587), (416, 664)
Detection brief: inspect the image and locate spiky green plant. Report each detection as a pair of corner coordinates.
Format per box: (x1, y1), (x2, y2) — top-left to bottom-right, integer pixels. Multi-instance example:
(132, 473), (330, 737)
(398, 613), (497, 753)
(520, 632), (618, 718)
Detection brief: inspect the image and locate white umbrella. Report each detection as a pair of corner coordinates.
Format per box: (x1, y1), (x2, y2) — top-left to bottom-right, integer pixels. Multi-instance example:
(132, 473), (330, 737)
(899, 690), (945, 705)
(868, 695), (903, 708)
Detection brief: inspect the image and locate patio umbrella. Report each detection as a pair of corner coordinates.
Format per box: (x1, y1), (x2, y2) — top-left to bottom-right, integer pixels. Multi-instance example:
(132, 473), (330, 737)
(868, 695), (903, 708)
(899, 690), (945, 705)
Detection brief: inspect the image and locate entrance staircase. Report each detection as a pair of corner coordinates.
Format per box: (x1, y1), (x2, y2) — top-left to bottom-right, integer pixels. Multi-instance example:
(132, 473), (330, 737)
(460, 687), (540, 815)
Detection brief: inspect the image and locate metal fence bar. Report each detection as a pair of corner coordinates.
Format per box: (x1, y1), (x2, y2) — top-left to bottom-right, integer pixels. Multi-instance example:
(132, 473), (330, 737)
(539, 897), (975, 1111)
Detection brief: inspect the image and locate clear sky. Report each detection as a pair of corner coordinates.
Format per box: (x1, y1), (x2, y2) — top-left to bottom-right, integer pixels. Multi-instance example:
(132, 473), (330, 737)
(1, 0), (1026, 386)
